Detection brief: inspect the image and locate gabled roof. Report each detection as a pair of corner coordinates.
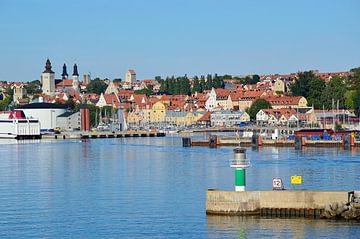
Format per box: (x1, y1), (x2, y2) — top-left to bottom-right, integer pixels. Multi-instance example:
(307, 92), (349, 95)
(261, 108), (296, 120)
(104, 94), (120, 104)
(130, 94), (148, 106)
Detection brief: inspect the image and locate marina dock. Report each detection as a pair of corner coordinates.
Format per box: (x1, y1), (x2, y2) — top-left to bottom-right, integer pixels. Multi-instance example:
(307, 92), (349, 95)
(42, 131), (166, 140)
(187, 136), (360, 148)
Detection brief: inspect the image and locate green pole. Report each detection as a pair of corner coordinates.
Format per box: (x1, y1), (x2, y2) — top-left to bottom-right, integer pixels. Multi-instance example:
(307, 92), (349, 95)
(235, 168), (246, 191)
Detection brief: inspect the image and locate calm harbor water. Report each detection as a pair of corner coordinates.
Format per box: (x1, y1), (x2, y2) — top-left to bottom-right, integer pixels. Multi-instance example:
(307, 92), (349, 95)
(1, 135), (360, 238)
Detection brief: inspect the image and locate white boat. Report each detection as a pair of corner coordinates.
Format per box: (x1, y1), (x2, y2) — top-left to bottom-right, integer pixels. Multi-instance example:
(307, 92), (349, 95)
(0, 110), (41, 139)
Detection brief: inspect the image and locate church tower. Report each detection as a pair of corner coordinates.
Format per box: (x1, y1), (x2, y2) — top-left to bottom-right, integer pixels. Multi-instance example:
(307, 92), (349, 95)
(41, 58), (55, 95)
(72, 64), (79, 90)
(61, 63), (68, 79)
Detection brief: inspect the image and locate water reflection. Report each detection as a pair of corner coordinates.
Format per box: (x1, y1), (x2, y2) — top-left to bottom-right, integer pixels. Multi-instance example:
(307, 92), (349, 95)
(206, 215), (360, 239)
(0, 136), (360, 238)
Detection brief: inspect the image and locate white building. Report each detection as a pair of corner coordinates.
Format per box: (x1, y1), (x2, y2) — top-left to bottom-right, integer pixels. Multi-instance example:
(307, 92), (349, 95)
(56, 111), (81, 131)
(11, 83), (27, 102)
(205, 88), (217, 111)
(210, 110), (250, 127)
(18, 103), (67, 130)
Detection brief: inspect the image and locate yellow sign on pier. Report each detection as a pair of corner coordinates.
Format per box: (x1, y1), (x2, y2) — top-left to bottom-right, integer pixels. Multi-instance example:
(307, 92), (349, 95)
(291, 175), (302, 185)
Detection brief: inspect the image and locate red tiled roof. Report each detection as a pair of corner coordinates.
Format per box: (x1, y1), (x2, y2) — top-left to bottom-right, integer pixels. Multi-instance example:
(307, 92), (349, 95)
(12, 82), (25, 87)
(238, 90), (265, 100)
(56, 79), (73, 87)
(215, 88), (230, 97)
(198, 111), (211, 122)
(262, 96), (303, 105)
(104, 94), (120, 104)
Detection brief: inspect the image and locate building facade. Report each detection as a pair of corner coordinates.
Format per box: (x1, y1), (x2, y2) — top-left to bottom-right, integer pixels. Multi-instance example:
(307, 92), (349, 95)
(210, 110), (250, 127)
(56, 111), (81, 131)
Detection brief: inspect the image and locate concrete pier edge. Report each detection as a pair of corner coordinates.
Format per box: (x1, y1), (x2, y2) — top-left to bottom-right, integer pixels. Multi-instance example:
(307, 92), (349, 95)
(206, 189), (351, 218)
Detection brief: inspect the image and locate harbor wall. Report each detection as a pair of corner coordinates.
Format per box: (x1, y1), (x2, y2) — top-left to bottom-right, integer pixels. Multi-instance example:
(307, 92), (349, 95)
(206, 190), (348, 215)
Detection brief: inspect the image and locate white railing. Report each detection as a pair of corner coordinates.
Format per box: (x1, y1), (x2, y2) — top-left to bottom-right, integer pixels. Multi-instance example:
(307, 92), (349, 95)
(229, 159), (250, 168)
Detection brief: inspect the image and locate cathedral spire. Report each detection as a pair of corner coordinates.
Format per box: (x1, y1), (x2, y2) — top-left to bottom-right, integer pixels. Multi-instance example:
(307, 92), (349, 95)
(72, 64), (79, 76)
(43, 58), (54, 74)
(62, 63), (68, 79)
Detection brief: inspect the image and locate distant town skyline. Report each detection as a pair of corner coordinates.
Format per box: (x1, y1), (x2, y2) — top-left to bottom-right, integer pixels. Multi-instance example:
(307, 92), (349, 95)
(0, 0), (359, 82)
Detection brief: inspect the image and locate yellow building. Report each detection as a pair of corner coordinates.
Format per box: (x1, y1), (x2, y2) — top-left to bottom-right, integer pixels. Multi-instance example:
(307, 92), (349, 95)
(264, 96), (308, 109)
(166, 111), (203, 126)
(272, 79), (285, 93)
(147, 101), (166, 123)
(127, 110), (143, 125)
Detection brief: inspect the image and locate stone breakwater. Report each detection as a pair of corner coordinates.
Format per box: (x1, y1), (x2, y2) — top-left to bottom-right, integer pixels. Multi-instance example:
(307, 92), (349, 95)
(321, 202), (360, 220)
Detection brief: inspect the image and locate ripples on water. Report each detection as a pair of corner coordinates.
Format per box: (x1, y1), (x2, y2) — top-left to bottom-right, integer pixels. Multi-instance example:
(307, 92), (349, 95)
(0, 136), (360, 238)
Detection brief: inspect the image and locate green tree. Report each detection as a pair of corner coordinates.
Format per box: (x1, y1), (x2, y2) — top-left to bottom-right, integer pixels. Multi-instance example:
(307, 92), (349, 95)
(87, 104), (99, 127)
(206, 74), (213, 90)
(213, 74), (222, 88)
(113, 78), (122, 83)
(247, 99), (272, 120)
(252, 75), (260, 84)
(86, 79), (107, 95)
(200, 76), (206, 92)
(350, 67), (360, 87)
(180, 75), (191, 95)
(192, 76), (201, 94)
(5, 87), (14, 102)
(0, 96), (12, 111)
(159, 77), (168, 94)
(290, 71), (316, 97)
(307, 77), (326, 109)
(155, 76), (162, 83)
(65, 97), (75, 110)
(134, 85), (153, 95)
(25, 80), (42, 94)
(353, 86), (360, 116)
(345, 90), (356, 109)
(321, 76), (346, 109)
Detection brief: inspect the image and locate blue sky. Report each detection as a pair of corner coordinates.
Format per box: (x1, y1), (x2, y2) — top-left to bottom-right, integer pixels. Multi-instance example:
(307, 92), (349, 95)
(0, 0), (359, 82)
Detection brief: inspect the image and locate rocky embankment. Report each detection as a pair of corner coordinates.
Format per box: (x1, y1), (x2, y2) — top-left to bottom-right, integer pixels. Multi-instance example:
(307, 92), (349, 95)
(321, 202), (360, 220)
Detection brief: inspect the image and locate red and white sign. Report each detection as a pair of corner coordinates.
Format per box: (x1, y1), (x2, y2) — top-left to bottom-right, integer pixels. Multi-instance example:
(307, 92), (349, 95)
(272, 178), (283, 190)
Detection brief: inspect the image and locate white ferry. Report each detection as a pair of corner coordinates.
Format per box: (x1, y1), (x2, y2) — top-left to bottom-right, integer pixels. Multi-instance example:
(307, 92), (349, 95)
(0, 110), (41, 139)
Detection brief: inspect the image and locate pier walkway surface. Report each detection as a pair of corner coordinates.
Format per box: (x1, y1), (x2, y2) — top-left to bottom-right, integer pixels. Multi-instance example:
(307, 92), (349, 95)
(206, 190), (350, 218)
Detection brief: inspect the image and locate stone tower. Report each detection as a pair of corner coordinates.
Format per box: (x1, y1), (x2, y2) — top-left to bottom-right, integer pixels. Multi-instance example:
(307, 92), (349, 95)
(72, 64), (79, 90)
(41, 58), (55, 95)
(125, 69), (136, 84)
